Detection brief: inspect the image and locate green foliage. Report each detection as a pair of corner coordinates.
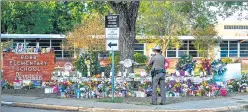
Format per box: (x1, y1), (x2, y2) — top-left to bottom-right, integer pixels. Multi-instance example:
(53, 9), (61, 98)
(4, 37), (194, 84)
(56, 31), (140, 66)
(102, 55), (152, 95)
(0, 40), (13, 49)
(231, 80), (240, 92)
(89, 51), (101, 75)
(222, 57), (233, 64)
(207, 1), (248, 20)
(108, 52), (120, 66)
(192, 25), (220, 58)
(73, 54), (88, 77)
(108, 52), (120, 75)
(2, 1), (54, 34)
(133, 52), (147, 64)
(1, 1), (110, 34)
(73, 51), (101, 77)
(166, 36), (182, 49)
(137, 1), (189, 36)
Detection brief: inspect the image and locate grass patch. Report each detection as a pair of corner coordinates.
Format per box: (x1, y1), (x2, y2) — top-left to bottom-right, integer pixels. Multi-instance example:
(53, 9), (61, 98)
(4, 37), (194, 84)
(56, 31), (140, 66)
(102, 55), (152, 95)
(96, 97), (124, 103)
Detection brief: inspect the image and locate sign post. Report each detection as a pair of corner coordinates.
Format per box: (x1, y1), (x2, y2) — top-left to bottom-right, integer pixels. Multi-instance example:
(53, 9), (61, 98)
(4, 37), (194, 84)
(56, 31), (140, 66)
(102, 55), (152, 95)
(105, 15), (119, 101)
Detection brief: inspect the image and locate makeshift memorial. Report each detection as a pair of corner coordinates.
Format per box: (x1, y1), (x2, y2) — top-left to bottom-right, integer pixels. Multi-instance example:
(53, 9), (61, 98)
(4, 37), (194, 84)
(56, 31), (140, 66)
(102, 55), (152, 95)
(199, 58), (211, 76)
(211, 59), (227, 82)
(176, 55), (196, 76)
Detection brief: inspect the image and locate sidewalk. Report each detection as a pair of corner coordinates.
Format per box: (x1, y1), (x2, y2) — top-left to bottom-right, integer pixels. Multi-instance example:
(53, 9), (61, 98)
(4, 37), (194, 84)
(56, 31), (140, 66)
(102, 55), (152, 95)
(2, 95), (248, 111)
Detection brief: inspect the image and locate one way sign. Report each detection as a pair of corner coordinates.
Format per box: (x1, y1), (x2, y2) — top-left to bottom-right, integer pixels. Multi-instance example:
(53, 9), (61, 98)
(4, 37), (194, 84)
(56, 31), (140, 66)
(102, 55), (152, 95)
(106, 39), (119, 51)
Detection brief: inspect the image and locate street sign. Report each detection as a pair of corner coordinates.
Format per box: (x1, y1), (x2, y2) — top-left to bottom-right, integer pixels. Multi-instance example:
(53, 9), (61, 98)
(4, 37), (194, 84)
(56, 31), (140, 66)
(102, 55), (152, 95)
(105, 15), (119, 28)
(105, 28), (119, 39)
(105, 15), (120, 102)
(106, 39), (118, 51)
(105, 15), (119, 40)
(105, 15), (119, 51)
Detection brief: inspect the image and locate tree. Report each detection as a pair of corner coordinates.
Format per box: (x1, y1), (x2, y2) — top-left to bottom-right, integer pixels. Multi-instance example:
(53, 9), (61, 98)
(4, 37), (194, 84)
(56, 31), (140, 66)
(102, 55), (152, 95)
(1, 1), (94, 34)
(74, 51), (101, 77)
(137, 1), (195, 56)
(0, 40), (13, 50)
(1, 1), (54, 34)
(192, 25), (221, 59)
(109, 1), (140, 73)
(137, 1), (226, 57)
(74, 55), (87, 77)
(206, 1), (248, 20)
(65, 12), (105, 53)
(50, 1), (89, 33)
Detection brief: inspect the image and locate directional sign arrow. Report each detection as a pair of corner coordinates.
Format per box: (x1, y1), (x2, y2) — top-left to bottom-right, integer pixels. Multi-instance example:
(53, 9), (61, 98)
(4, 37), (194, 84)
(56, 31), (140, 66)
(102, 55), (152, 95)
(108, 42), (117, 48)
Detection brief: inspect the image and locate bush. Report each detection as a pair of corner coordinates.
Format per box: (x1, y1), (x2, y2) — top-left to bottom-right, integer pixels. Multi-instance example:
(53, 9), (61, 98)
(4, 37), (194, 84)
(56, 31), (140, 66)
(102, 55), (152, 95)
(134, 52), (147, 64)
(222, 58), (233, 64)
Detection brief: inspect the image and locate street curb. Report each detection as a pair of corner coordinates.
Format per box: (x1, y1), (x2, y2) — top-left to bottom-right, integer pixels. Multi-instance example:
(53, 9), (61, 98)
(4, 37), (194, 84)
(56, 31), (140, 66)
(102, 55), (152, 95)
(2, 101), (248, 112)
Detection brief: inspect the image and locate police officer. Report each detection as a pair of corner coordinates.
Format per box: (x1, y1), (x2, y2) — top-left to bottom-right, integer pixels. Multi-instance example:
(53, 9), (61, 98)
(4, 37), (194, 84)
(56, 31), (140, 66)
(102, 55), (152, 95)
(148, 45), (166, 105)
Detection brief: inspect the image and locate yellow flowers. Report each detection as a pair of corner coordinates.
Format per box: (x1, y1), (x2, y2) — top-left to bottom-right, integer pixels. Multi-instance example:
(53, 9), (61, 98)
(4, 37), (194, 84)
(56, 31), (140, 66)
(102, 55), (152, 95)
(202, 81), (208, 87)
(85, 60), (90, 65)
(174, 82), (181, 88)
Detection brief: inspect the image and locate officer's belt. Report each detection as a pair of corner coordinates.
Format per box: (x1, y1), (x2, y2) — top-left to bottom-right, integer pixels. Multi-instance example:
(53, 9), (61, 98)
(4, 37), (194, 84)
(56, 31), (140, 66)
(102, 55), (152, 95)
(152, 69), (165, 74)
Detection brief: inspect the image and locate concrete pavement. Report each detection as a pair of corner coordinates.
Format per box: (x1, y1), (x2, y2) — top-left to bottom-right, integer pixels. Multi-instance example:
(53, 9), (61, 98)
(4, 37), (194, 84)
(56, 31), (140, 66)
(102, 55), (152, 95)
(2, 105), (74, 112)
(2, 95), (248, 112)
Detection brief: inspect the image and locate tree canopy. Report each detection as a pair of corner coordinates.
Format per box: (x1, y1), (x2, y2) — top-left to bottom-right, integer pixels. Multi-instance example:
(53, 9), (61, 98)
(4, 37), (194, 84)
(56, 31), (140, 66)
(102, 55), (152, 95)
(1, 1), (109, 34)
(65, 12), (105, 52)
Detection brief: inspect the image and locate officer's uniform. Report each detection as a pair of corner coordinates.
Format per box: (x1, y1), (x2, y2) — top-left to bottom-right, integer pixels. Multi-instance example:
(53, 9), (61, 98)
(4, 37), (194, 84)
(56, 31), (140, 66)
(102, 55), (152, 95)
(148, 46), (166, 105)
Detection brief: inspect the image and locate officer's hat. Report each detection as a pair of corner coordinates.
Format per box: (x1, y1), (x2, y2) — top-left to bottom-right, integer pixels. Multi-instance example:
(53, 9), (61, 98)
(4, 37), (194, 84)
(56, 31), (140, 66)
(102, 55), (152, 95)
(152, 45), (162, 51)
(152, 45), (161, 51)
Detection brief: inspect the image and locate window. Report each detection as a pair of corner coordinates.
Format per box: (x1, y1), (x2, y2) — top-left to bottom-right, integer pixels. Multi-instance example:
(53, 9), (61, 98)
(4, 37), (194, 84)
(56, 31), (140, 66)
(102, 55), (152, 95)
(189, 51), (197, 57)
(13, 39), (24, 50)
(26, 39), (37, 48)
(229, 41), (238, 57)
(188, 41), (197, 57)
(240, 42), (248, 50)
(52, 40), (62, 50)
(167, 51), (176, 57)
(179, 41), (188, 50)
(189, 41), (196, 50)
(240, 51), (248, 57)
(134, 44), (144, 50)
(165, 40), (198, 57)
(134, 44), (144, 54)
(240, 42), (248, 57)
(221, 51), (228, 57)
(220, 41), (239, 57)
(220, 41), (229, 57)
(63, 51), (73, 58)
(55, 51), (62, 58)
(224, 25), (248, 29)
(39, 40), (50, 48)
(178, 51), (188, 57)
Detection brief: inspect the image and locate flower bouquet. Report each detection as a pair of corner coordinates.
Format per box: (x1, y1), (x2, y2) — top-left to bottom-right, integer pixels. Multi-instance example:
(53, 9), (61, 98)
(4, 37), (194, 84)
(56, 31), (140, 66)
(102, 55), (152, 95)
(205, 85), (211, 97)
(228, 85), (233, 92)
(241, 83), (247, 92)
(220, 88), (228, 96)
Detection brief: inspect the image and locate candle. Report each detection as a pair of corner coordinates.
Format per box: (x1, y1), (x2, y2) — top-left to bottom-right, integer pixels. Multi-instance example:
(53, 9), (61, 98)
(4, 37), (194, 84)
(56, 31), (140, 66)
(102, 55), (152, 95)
(101, 72), (104, 78)
(87, 72), (90, 77)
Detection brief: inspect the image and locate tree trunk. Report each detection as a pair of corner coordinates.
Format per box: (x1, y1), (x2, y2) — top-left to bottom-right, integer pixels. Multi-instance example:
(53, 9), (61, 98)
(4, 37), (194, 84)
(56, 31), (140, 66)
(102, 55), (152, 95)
(109, 1), (140, 74)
